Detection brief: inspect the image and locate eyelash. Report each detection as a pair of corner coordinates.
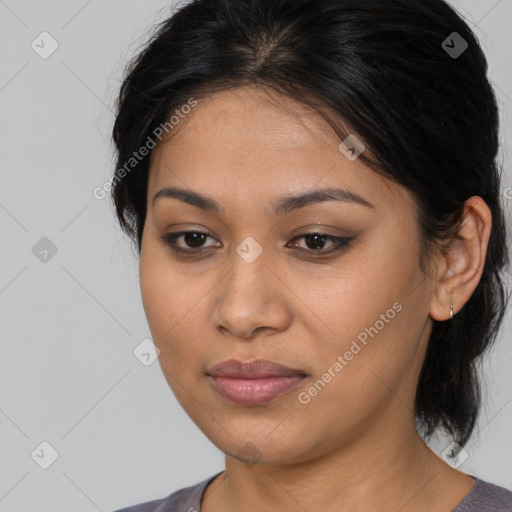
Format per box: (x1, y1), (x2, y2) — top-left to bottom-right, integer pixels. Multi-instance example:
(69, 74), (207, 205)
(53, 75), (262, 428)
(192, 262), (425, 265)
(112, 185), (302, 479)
(160, 230), (353, 256)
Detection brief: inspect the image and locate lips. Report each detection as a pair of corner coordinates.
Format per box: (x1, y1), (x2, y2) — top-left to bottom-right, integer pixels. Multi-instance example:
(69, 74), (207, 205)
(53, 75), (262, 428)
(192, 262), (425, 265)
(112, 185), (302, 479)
(207, 359), (308, 405)
(207, 358), (307, 378)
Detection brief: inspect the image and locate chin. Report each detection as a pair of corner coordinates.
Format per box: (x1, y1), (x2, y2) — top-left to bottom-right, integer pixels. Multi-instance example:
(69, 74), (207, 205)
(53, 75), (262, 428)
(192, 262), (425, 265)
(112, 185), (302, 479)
(204, 425), (314, 466)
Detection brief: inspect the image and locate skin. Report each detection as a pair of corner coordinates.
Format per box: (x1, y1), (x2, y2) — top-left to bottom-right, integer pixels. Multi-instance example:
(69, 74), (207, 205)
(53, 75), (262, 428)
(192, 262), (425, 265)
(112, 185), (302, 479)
(139, 85), (491, 512)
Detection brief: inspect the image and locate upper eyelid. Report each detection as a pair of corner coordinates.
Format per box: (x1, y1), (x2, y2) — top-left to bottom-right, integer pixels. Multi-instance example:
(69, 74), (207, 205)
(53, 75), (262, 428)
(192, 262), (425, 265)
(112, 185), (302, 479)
(165, 229), (343, 240)
(163, 231), (218, 245)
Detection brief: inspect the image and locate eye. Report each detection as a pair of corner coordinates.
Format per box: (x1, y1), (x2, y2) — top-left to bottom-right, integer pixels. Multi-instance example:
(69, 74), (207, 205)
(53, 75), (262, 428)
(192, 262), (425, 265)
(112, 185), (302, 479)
(161, 230), (352, 256)
(160, 230), (220, 253)
(287, 232), (352, 253)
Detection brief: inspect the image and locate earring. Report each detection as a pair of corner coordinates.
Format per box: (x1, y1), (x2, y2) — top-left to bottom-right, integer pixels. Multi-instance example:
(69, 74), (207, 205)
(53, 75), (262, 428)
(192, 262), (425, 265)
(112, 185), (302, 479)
(450, 303), (454, 320)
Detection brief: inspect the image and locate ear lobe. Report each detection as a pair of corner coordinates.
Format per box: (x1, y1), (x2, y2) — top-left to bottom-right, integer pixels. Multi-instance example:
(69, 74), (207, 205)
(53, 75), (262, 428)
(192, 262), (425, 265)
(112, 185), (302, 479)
(428, 196), (492, 322)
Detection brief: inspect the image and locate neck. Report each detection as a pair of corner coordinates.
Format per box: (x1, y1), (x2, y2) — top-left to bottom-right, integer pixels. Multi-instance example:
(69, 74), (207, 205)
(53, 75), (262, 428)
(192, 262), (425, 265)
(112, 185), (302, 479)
(202, 415), (473, 512)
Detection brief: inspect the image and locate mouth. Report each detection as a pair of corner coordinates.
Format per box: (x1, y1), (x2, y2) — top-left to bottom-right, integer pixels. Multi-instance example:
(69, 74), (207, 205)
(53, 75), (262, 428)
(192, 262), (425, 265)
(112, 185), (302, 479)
(206, 359), (308, 406)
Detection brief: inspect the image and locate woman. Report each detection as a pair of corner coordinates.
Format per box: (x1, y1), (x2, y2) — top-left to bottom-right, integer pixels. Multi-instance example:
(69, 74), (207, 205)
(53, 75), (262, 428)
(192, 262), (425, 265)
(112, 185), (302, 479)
(111, 0), (512, 510)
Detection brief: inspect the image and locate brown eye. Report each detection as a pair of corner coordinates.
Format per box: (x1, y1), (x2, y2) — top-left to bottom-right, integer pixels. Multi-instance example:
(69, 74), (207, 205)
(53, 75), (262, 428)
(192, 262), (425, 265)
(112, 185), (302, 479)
(160, 230), (220, 253)
(288, 233), (353, 253)
(160, 230), (352, 256)
(181, 231), (208, 248)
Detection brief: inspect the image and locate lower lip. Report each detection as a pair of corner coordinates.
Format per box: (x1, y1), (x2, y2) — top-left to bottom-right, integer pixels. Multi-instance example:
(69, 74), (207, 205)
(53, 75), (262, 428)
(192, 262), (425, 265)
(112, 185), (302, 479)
(208, 375), (306, 405)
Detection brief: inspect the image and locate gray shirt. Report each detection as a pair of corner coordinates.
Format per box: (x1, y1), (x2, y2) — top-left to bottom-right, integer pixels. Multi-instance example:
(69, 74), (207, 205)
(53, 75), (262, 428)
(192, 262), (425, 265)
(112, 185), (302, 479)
(112, 472), (512, 511)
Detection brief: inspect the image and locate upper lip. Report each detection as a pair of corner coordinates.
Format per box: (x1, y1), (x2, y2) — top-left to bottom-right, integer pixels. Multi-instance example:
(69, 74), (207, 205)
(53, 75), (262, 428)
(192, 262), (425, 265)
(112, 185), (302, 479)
(207, 359), (307, 378)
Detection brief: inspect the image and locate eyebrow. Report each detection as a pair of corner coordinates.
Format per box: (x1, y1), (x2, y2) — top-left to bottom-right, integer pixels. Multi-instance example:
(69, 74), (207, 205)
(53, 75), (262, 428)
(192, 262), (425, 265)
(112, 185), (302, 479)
(152, 186), (375, 215)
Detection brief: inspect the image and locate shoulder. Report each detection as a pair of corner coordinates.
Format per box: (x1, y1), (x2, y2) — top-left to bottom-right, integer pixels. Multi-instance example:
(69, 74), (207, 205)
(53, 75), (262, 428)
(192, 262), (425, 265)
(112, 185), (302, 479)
(453, 477), (512, 512)
(111, 472), (222, 512)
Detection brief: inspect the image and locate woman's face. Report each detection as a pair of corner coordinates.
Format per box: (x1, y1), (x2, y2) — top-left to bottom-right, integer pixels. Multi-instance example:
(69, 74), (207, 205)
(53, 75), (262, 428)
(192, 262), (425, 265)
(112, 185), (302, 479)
(139, 86), (437, 464)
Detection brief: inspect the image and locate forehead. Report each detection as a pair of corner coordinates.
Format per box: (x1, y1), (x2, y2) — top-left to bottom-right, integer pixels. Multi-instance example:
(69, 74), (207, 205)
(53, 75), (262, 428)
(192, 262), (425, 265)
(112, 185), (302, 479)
(147, 86), (414, 218)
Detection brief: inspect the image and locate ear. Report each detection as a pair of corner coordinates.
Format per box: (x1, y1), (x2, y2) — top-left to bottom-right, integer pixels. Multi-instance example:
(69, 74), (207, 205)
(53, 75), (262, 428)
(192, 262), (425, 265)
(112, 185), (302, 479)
(429, 196), (492, 321)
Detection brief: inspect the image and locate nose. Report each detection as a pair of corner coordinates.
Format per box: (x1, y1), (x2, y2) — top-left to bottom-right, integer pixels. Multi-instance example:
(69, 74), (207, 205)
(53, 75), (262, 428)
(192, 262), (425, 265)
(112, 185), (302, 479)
(211, 249), (293, 340)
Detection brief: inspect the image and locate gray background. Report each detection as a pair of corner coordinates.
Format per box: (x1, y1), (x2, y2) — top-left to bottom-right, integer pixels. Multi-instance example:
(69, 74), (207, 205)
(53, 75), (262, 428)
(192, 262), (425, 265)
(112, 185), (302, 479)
(0, 1), (511, 511)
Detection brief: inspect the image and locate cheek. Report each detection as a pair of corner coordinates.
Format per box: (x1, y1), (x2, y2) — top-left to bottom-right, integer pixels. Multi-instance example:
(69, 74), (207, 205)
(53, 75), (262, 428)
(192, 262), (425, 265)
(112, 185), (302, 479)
(291, 242), (424, 406)
(138, 255), (203, 415)
(293, 301), (419, 449)
(290, 240), (415, 348)
(138, 243), (213, 374)
(139, 243), (183, 349)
